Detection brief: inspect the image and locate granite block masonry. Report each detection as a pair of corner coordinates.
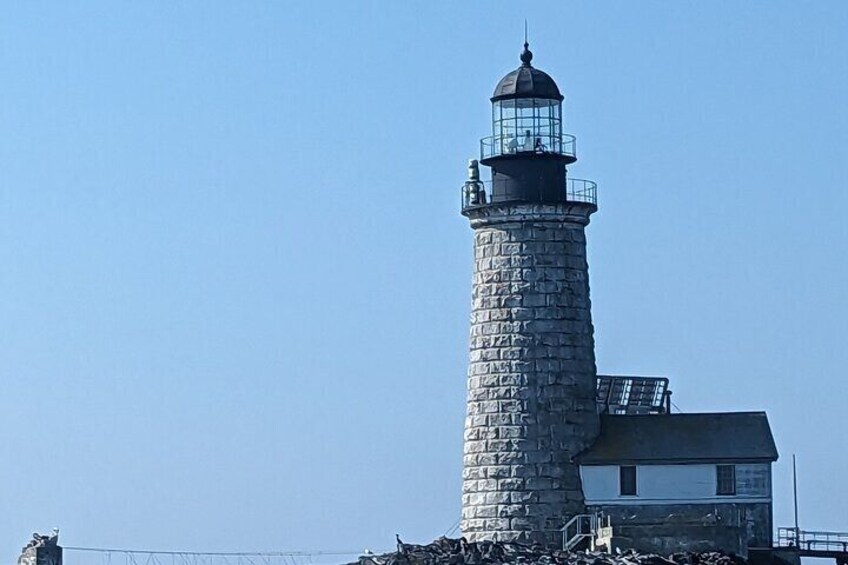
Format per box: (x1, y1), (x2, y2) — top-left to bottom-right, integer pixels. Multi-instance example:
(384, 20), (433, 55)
(461, 202), (600, 546)
(459, 41), (600, 546)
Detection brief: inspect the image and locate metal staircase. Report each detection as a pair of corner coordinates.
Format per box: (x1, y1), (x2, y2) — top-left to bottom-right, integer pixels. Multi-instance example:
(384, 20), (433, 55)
(562, 514), (603, 552)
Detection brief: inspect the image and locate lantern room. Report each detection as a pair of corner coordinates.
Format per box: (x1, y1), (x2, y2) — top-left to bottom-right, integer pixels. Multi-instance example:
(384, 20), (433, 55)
(480, 43), (576, 164)
(463, 42), (595, 211)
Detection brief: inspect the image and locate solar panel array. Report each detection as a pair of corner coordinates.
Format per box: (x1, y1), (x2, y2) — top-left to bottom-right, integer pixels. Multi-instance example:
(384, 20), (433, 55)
(596, 375), (669, 415)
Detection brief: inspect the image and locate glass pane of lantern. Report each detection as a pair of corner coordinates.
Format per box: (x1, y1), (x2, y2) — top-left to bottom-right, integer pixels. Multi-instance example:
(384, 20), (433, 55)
(490, 98), (562, 157)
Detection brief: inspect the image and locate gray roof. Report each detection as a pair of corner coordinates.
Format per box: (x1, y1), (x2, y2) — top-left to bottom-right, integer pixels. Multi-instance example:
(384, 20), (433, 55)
(492, 44), (563, 102)
(578, 412), (779, 465)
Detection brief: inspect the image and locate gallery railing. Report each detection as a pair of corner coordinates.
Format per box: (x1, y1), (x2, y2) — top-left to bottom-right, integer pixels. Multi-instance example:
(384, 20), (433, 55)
(462, 178), (597, 210)
(480, 133), (576, 161)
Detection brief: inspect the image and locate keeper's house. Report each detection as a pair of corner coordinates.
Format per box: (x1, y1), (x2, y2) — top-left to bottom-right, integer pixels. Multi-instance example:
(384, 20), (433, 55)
(578, 411), (779, 555)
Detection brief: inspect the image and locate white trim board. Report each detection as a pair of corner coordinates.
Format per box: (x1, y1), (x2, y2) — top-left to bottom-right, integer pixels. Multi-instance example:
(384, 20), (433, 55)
(586, 497), (772, 506)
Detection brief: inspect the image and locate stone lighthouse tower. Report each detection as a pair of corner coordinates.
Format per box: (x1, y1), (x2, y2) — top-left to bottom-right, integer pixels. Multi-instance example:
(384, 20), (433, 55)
(460, 43), (600, 546)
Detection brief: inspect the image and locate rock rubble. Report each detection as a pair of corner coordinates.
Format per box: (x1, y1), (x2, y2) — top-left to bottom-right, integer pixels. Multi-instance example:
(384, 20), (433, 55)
(352, 537), (747, 565)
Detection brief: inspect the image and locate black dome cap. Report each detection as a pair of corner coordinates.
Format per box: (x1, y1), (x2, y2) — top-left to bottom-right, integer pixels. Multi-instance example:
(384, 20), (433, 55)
(491, 43), (563, 102)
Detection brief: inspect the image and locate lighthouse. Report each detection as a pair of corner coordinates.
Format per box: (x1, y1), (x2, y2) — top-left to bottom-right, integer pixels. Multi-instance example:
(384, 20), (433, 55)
(460, 43), (600, 547)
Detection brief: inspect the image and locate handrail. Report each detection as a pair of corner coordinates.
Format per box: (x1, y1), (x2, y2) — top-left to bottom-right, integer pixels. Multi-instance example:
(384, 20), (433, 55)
(561, 513), (598, 551)
(567, 178), (597, 205)
(461, 178), (597, 210)
(776, 528), (848, 553)
(480, 133), (576, 161)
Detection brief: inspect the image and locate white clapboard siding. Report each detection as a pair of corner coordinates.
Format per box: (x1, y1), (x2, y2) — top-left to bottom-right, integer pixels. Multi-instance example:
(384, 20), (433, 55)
(580, 463), (771, 505)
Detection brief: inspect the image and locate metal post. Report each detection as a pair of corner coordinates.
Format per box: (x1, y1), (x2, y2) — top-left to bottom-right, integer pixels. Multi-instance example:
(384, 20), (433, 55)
(793, 454), (800, 541)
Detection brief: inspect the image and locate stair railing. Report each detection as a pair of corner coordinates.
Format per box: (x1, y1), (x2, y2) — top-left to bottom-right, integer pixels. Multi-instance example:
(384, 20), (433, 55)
(562, 514), (599, 552)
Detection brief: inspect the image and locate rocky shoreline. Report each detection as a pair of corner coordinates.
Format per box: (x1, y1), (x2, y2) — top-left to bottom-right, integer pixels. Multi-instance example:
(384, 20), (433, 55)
(351, 537), (747, 565)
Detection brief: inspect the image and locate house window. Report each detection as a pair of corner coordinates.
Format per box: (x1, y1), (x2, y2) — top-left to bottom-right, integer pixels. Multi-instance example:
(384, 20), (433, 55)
(716, 464), (736, 495)
(619, 465), (637, 496)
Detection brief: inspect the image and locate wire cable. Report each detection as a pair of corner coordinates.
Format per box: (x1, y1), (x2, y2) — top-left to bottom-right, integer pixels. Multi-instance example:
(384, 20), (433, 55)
(443, 517), (461, 538)
(64, 548), (370, 558)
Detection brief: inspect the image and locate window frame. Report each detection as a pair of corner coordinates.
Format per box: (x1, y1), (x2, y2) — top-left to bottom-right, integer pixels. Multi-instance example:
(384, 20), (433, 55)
(716, 464), (737, 496)
(491, 98), (563, 157)
(619, 465), (637, 496)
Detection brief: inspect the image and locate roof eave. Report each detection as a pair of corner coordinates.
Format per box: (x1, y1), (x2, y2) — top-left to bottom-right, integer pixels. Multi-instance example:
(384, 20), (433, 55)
(490, 93), (565, 103)
(578, 457), (779, 466)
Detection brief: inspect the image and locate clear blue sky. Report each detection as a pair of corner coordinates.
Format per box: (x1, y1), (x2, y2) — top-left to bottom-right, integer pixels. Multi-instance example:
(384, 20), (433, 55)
(2, 1), (847, 561)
